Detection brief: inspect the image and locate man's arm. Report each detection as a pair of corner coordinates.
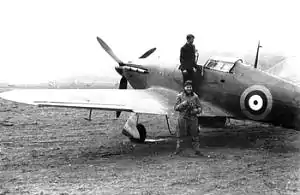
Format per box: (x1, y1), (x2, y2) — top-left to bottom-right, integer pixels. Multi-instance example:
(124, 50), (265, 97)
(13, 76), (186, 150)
(193, 45), (198, 68)
(174, 94), (188, 112)
(180, 47), (185, 65)
(190, 95), (202, 114)
(195, 96), (202, 114)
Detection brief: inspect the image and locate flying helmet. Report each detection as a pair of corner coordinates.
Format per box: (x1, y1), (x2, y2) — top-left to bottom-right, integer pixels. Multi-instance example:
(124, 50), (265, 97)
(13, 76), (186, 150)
(184, 80), (193, 87)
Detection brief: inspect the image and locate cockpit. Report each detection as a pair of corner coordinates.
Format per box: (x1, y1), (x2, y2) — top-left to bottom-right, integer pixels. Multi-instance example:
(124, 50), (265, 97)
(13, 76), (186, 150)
(202, 56), (243, 73)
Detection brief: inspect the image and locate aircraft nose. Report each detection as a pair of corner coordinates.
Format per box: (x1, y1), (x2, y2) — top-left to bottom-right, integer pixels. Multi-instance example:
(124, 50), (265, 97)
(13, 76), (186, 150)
(115, 66), (123, 76)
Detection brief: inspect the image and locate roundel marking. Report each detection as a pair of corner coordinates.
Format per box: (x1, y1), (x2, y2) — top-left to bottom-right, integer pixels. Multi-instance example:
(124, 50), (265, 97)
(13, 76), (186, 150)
(240, 85), (273, 120)
(248, 95), (263, 111)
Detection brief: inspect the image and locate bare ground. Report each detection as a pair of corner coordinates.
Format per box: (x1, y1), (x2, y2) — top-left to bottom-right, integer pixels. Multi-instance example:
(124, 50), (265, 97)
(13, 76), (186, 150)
(1, 98), (300, 195)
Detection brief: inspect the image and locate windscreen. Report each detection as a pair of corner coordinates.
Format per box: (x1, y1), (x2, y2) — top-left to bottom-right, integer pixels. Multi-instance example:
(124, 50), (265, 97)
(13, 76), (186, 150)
(205, 60), (235, 73)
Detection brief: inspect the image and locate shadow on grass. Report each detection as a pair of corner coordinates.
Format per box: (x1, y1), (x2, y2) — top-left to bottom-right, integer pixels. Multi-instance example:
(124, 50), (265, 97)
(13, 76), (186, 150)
(198, 126), (299, 153)
(128, 126), (300, 156)
(61, 126), (300, 162)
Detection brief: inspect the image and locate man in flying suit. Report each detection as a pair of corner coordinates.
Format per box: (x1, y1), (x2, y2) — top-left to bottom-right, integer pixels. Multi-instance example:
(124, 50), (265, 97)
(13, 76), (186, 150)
(174, 80), (203, 156)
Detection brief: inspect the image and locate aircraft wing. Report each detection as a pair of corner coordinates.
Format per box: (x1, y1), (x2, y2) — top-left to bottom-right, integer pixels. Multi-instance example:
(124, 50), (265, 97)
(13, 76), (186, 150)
(0, 88), (179, 115)
(0, 87), (230, 117)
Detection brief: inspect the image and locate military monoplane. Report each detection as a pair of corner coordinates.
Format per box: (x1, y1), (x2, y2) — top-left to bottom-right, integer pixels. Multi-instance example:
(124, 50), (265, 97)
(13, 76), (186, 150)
(1, 37), (300, 143)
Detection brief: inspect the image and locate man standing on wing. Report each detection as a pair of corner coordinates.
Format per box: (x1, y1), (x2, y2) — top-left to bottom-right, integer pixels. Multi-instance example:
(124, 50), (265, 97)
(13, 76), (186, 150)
(179, 34), (198, 85)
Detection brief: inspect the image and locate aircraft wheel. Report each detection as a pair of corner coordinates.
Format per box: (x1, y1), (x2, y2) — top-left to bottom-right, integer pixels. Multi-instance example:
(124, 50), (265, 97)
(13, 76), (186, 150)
(130, 123), (147, 143)
(136, 123), (147, 143)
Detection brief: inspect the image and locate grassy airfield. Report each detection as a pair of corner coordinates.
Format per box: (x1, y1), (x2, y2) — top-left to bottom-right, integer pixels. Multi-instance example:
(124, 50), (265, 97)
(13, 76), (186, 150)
(0, 89), (299, 194)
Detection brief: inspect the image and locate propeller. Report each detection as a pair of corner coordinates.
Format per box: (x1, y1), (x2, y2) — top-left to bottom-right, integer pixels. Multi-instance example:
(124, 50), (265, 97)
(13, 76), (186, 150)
(139, 48), (156, 59)
(97, 37), (128, 118)
(96, 37), (154, 118)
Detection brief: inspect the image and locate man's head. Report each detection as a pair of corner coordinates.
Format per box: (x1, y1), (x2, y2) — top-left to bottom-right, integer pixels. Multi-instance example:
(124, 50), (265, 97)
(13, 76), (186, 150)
(186, 34), (195, 44)
(184, 80), (193, 95)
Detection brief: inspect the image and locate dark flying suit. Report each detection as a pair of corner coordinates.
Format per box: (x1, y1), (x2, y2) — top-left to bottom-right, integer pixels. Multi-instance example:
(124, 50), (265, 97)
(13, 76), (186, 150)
(174, 88), (202, 154)
(179, 43), (197, 84)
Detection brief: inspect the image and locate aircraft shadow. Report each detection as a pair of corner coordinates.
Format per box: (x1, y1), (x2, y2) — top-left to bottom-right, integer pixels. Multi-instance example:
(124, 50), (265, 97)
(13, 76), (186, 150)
(73, 126), (300, 162)
(126, 126), (300, 157)
(201, 126), (298, 151)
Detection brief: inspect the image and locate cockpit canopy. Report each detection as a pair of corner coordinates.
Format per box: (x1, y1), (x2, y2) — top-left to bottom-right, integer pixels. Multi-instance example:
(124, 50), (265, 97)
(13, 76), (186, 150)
(203, 56), (243, 73)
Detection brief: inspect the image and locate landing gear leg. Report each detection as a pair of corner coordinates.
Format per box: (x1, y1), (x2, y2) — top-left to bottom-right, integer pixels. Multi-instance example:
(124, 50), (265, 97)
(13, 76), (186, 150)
(84, 109), (93, 121)
(166, 115), (175, 136)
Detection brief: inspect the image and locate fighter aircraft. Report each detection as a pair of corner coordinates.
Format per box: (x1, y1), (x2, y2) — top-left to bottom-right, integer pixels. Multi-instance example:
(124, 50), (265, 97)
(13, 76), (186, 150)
(1, 37), (300, 143)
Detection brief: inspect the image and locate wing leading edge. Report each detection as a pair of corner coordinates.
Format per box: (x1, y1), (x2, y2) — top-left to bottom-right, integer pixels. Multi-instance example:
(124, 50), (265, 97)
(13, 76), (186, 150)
(0, 88), (179, 115)
(0, 87), (231, 117)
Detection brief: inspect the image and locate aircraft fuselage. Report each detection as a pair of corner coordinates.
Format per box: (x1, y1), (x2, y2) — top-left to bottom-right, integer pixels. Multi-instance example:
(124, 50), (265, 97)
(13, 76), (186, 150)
(123, 59), (300, 130)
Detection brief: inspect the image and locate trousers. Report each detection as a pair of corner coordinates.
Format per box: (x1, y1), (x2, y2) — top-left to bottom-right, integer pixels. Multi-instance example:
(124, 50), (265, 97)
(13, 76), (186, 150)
(181, 69), (194, 84)
(176, 116), (200, 152)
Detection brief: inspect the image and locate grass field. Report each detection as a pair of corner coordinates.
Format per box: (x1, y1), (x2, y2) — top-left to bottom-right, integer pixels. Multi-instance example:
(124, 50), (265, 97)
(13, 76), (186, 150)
(1, 96), (300, 195)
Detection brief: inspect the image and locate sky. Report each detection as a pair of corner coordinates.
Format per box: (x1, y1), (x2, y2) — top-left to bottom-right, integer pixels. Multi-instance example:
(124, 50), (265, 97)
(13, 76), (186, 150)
(0, 0), (299, 83)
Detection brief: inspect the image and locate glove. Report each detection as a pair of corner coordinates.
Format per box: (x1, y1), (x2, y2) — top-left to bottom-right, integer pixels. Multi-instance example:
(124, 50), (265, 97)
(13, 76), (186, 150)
(181, 100), (189, 106)
(180, 101), (192, 111)
(190, 108), (198, 115)
(191, 108), (202, 115)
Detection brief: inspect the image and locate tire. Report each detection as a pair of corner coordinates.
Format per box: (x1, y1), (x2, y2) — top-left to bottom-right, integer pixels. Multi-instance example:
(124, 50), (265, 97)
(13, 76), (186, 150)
(136, 123), (147, 143)
(129, 124), (147, 143)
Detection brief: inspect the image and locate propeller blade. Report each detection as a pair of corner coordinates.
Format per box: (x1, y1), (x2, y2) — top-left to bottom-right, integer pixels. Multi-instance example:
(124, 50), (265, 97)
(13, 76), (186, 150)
(116, 76), (128, 118)
(96, 37), (124, 65)
(116, 111), (121, 118)
(139, 48), (156, 59)
(119, 76), (128, 89)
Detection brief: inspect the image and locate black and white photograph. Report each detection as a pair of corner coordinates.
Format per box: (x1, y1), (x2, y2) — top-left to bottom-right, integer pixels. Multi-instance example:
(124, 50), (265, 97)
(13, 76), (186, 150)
(0, 0), (299, 194)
